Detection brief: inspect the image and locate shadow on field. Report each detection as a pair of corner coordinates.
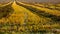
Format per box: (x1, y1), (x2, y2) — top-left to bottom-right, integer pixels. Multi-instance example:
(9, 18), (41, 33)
(16, 2), (60, 22)
(0, 3), (14, 19)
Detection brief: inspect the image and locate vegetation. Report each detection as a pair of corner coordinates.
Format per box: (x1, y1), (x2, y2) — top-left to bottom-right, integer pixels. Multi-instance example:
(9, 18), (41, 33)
(16, 2), (60, 22)
(0, 1), (60, 34)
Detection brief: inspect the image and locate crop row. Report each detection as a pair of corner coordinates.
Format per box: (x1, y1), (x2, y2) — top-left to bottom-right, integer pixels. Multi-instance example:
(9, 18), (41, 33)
(16, 2), (60, 22)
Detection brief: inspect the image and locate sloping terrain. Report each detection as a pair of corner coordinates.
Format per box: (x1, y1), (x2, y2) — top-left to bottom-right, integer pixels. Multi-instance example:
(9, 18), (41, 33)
(0, 1), (60, 34)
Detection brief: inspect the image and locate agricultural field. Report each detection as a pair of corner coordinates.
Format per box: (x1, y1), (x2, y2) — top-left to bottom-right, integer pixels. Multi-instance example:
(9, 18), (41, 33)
(0, 1), (60, 34)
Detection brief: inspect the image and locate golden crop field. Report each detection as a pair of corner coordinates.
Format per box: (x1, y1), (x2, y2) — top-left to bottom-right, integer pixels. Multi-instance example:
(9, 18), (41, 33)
(0, 1), (60, 34)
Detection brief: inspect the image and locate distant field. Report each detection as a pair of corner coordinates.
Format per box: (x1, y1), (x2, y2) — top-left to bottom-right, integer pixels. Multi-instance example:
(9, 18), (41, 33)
(0, 1), (60, 34)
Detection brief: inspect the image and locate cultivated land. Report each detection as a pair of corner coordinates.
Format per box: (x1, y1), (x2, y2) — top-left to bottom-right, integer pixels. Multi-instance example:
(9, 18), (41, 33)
(0, 1), (60, 34)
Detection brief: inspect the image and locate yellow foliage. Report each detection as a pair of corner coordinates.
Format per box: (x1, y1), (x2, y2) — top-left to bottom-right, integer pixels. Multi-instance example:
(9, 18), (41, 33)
(0, 1), (60, 33)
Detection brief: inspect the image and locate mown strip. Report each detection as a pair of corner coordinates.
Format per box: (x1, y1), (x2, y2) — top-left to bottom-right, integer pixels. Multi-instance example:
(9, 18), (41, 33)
(19, 3), (60, 16)
(0, 1), (14, 19)
(33, 4), (60, 11)
(19, 3), (60, 11)
(16, 2), (60, 22)
(0, 1), (13, 7)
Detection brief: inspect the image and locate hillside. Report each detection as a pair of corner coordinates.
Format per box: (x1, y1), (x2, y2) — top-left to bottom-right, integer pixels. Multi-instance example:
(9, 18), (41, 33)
(17, 0), (60, 4)
(0, 1), (60, 34)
